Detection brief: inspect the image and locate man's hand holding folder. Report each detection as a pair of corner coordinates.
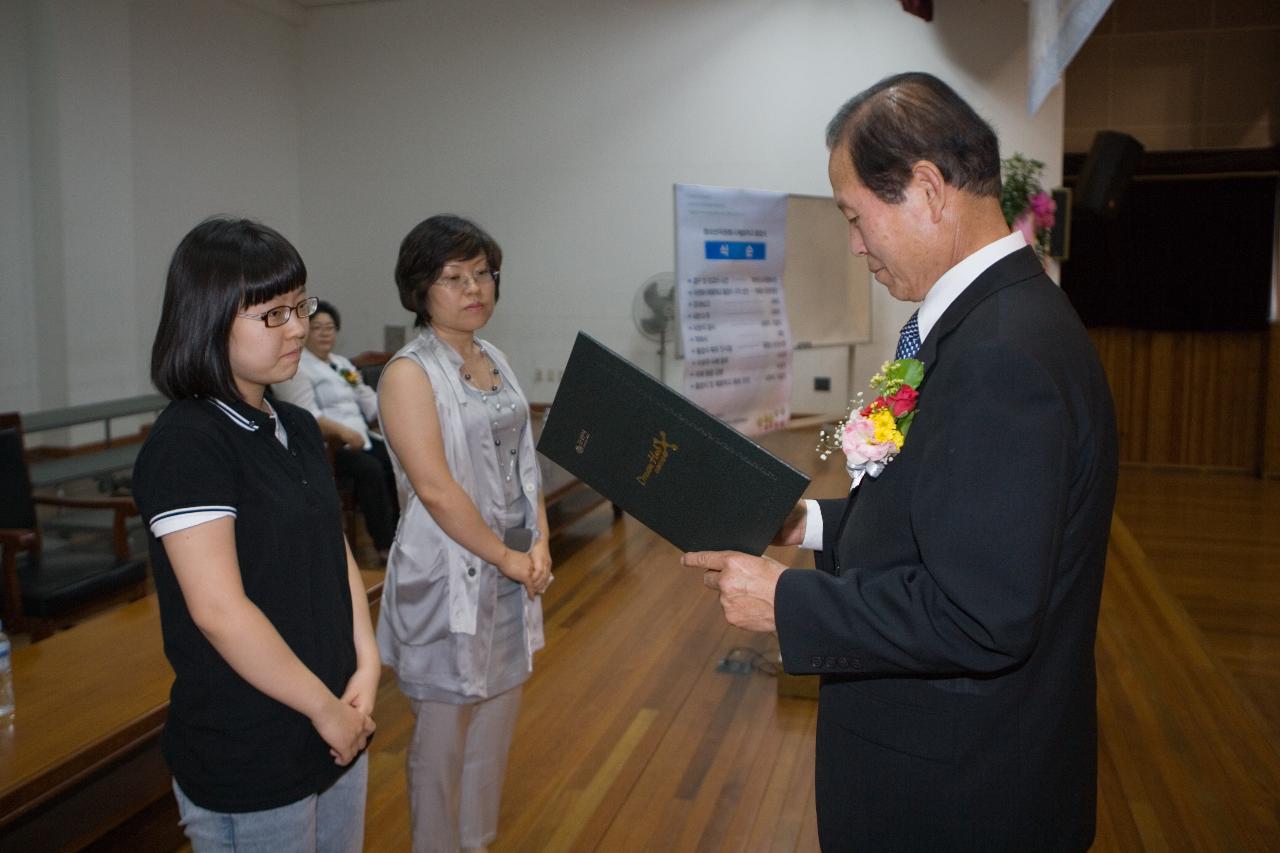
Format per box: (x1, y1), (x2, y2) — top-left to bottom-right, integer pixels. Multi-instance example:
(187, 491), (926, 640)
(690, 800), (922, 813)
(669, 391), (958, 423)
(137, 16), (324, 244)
(682, 499), (807, 633)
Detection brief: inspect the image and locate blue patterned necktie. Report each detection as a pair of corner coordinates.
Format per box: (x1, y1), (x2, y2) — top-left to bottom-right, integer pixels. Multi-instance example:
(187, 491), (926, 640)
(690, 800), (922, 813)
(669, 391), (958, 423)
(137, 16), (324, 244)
(895, 310), (921, 360)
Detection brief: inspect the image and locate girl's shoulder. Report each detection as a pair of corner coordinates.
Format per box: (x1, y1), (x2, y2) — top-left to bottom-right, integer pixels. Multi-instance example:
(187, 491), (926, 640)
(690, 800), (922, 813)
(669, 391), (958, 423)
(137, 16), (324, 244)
(146, 397), (222, 440)
(138, 398), (252, 467)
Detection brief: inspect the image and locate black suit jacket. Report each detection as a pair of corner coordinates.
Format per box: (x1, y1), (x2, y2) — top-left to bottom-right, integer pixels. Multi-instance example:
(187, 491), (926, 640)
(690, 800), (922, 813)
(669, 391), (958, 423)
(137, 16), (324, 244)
(775, 247), (1118, 852)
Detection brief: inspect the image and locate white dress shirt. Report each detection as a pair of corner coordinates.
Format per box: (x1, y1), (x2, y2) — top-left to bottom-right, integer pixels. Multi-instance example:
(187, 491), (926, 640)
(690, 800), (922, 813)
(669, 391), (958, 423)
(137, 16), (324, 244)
(800, 230), (1028, 551)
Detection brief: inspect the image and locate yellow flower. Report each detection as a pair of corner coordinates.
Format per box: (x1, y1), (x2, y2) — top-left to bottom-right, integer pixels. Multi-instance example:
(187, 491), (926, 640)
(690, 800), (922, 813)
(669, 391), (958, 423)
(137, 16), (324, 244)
(869, 408), (904, 449)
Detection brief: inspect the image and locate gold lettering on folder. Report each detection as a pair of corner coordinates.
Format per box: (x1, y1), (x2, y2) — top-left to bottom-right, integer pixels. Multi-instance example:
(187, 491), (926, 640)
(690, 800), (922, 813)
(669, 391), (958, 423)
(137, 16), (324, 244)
(636, 431), (679, 486)
(575, 429), (590, 454)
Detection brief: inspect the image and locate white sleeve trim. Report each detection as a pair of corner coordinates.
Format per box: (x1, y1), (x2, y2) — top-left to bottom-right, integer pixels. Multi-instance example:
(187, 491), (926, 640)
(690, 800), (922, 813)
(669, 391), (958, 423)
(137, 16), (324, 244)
(150, 506), (236, 538)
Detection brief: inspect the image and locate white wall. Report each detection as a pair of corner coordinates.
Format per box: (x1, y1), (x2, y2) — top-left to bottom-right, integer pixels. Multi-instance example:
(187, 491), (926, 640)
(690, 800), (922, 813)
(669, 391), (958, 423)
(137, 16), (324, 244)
(299, 0), (1064, 409)
(4, 0), (1064, 427)
(0, 0), (38, 412)
(0, 0), (301, 424)
(129, 0), (305, 386)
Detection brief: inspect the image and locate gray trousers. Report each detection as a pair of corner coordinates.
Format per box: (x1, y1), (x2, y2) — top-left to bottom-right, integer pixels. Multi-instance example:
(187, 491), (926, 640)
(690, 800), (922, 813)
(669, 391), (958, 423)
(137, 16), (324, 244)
(407, 686), (522, 853)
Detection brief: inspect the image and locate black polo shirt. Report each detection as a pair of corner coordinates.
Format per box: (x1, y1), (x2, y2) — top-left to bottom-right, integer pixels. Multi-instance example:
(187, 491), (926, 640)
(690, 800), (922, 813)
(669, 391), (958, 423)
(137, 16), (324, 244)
(132, 396), (357, 813)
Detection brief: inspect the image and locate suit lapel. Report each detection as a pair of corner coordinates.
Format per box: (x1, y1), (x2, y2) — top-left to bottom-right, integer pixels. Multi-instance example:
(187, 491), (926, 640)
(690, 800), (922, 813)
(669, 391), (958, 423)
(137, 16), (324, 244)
(832, 247), (1045, 566)
(831, 484), (860, 571)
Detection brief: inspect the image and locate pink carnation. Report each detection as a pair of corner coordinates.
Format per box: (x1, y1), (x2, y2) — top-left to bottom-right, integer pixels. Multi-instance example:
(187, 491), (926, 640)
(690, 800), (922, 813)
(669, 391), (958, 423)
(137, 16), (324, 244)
(842, 417), (893, 465)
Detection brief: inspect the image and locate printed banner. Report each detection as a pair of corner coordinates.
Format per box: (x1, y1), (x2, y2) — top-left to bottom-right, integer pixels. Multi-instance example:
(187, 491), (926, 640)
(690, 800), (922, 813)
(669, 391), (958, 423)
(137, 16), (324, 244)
(675, 184), (792, 435)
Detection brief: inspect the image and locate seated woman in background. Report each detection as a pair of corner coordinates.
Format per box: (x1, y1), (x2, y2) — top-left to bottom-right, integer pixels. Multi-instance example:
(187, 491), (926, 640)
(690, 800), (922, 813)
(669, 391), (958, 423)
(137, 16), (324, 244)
(377, 214), (551, 853)
(273, 299), (399, 562)
(132, 217), (378, 851)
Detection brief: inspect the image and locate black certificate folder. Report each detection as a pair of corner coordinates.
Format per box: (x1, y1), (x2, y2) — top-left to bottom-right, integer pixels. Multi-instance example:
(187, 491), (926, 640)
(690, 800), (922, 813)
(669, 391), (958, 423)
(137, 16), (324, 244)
(537, 333), (810, 555)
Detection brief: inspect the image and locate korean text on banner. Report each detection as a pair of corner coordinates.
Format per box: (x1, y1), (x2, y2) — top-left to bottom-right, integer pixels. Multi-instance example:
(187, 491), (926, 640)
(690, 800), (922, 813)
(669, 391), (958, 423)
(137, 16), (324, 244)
(675, 184), (793, 435)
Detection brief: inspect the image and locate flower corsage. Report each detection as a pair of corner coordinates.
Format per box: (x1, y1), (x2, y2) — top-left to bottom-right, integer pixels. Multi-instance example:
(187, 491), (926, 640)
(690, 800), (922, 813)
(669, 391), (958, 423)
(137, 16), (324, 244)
(339, 366), (361, 387)
(817, 358), (924, 485)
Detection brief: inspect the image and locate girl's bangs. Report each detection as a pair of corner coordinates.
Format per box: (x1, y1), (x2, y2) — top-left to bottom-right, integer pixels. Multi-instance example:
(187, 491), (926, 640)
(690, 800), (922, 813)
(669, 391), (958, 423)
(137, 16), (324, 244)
(239, 241), (307, 308)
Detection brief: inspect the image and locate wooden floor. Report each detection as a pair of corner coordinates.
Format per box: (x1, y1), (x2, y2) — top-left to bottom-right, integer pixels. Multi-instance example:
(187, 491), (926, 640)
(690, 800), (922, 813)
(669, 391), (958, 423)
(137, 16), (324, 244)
(364, 426), (828, 852)
(1111, 468), (1280, 751)
(121, 429), (1280, 851)
(1095, 468), (1280, 851)
(354, 435), (1280, 852)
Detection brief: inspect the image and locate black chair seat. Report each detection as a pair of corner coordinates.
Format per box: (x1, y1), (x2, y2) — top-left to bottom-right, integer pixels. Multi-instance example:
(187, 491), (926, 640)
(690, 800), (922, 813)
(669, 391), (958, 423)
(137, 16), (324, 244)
(17, 551), (148, 619)
(2, 411), (150, 639)
(359, 363), (386, 390)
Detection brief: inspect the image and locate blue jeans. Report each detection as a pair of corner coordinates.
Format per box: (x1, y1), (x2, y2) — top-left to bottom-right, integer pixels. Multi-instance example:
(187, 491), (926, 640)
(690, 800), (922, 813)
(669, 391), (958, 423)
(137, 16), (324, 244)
(172, 753), (368, 853)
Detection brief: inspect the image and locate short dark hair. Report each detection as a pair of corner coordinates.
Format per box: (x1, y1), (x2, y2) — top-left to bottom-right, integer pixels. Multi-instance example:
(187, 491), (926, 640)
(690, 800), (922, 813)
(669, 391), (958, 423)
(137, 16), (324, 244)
(394, 214), (502, 327)
(826, 72), (1001, 203)
(151, 217), (306, 402)
(313, 299), (341, 331)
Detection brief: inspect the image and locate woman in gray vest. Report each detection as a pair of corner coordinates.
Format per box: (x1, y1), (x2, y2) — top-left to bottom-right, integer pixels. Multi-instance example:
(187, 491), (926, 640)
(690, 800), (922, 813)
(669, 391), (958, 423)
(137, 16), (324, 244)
(376, 215), (549, 853)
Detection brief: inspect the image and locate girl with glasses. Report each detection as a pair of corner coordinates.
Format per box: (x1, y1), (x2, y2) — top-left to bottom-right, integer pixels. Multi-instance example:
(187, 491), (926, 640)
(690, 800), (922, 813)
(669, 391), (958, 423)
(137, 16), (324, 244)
(132, 217), (379, 852)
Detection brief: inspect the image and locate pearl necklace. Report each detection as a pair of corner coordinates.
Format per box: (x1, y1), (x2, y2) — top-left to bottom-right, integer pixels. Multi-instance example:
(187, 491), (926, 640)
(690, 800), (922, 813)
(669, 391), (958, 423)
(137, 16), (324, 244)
(461, 346), (501, 392)
(482, 385), (521, 482)
(459, 344), (519, 482)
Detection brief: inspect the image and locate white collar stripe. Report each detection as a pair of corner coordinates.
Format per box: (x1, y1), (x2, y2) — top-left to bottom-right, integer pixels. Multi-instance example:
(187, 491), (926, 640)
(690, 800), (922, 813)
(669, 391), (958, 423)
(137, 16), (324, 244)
(208, 398), (259, 431)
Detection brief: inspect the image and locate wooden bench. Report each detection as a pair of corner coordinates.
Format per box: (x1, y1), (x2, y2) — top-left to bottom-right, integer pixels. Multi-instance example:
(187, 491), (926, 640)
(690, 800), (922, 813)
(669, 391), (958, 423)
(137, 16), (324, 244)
(0, 571), (386, 852)
(27, 444), (145, 492)
(21, 394), (167, 490)
(22, 394), (168, 437)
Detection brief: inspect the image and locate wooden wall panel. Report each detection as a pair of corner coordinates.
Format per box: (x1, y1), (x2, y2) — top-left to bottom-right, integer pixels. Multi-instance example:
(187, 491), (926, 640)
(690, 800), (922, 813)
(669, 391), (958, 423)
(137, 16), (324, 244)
(1265, 324), (1280, 477)
(1088, 327), (1270, 470)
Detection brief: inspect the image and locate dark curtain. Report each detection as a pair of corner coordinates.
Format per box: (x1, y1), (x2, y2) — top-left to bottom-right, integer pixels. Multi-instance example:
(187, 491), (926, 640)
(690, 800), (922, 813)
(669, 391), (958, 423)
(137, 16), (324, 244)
(1060, 175), (1276, 331)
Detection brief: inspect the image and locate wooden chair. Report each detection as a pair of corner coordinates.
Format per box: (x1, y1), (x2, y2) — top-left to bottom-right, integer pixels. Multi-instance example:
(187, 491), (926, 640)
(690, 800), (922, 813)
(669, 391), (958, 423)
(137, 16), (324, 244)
(0, 413), (148, 640)
(350, 350), (391, 391)
(318, 353), (391, 548)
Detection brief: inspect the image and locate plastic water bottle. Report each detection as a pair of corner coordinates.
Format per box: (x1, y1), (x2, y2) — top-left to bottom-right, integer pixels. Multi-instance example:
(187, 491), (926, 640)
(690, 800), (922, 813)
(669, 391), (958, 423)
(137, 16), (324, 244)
(0, 619), (14, 726)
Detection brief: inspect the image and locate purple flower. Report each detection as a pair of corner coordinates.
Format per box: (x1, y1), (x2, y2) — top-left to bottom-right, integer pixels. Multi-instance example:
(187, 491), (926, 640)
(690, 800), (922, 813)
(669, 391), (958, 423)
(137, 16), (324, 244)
(1029, 191), (1056, 229)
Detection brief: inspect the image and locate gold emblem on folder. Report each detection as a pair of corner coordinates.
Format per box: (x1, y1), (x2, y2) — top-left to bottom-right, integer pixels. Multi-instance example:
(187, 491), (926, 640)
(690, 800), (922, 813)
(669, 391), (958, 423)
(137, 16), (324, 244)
(575, 429), (590, 455)
(636, 431), (679, 486)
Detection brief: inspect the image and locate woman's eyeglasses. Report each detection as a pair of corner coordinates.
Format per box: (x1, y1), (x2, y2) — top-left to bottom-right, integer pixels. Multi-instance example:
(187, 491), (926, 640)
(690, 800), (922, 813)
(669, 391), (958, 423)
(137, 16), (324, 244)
(433, 269), (499, 292)
(237, 296), (320, 328)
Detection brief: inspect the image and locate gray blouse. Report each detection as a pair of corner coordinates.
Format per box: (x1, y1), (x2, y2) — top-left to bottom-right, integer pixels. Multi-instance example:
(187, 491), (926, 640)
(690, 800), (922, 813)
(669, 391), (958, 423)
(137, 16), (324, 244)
(375, 330), (545, 701)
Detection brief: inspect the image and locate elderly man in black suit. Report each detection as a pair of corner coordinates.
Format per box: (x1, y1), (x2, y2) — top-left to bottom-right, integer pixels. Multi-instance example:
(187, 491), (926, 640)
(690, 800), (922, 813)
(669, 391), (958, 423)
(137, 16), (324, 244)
(685, 72), (1118, 852)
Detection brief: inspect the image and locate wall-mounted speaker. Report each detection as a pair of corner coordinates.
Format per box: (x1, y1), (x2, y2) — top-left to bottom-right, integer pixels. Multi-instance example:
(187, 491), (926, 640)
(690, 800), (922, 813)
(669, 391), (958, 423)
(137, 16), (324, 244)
(1048, 187), (1071, 260)
(1074, 131), (1144, 219)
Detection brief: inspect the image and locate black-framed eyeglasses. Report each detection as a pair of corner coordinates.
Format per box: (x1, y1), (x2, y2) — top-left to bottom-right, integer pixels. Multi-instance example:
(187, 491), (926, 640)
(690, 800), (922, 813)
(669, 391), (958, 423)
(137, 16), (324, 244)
(237, 296), (319, 328)
(433, 269), (499, 292)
